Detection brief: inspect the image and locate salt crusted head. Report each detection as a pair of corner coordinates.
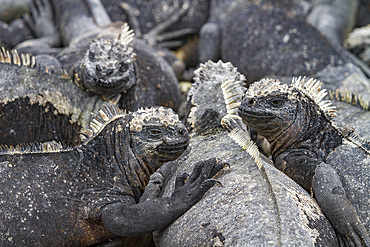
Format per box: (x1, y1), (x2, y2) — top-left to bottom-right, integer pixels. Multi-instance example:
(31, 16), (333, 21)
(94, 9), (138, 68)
(74, 25), (136, 97)
(129, 107), (180, 132)
(239, 77), (337, 142)
(83, 105), (189, 172)
(129, 106), (189, 163)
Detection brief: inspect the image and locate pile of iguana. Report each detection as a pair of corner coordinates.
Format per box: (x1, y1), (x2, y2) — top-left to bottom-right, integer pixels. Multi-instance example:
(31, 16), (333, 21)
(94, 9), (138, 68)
(12, 0), (182, 111)
(153, 61), (339, 246)
(0, 104), (226, 246)
(238, 77), (370, 246)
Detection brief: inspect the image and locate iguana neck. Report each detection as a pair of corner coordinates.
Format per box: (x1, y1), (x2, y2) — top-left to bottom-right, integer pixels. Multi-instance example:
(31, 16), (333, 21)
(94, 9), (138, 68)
(81, 118), (151, 201)
(270, 101), (342, 161)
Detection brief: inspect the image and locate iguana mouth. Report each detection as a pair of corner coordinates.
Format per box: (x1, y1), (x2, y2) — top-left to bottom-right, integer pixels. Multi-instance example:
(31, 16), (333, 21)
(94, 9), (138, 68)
(238, 108), (275, 118)
(158, 139), (189, 154)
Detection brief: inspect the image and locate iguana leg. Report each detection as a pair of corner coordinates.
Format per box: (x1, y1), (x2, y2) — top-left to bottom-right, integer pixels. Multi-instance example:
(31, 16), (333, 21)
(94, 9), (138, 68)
(119, 2), (142, 37)
(313, 162), (370, 247)
(85, 0), (111, 27)
(139, 169), (166, 203)
(137, 1), (195, 48)
(15, 0), (61, 54)
(101, 158), (227, 236)
(198, 22), (221, 63)
(23, 0), (59, 39)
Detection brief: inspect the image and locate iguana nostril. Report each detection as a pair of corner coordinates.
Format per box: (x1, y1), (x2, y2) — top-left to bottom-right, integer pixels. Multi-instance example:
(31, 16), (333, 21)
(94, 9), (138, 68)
(178, 128), (185, 135)
(248, 98), (254, 106)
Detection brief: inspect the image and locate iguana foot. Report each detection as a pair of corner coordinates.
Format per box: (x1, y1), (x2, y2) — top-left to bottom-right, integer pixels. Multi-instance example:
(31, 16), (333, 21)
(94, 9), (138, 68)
(313, 162), (370, 247)
(23, 0), (58, 38)
(171, 158), (227, 207)
(134, 0), (194, 48)
(139, 171), (165, 203)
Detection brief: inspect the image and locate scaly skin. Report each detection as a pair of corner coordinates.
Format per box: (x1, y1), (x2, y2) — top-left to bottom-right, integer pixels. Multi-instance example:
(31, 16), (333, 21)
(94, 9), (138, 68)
(0, 49), (105, 147)
(14, 0), (181, 111)
(0, 105), (226, 246)
(238, 78), (370, 246)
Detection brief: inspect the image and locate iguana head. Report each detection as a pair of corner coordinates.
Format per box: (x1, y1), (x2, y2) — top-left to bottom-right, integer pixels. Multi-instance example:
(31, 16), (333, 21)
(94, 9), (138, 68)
(129, 107), (189, 166)
(75, 38), (136, 97)
(238, 77), (337, 144)
(238, 78), (299, 142)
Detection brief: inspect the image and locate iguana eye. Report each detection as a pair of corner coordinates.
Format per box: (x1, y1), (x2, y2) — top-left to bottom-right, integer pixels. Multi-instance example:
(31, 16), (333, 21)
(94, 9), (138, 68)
(149, 129), (162, 135)
(270, 98), (284, 106)
(119, 63), (128, 72)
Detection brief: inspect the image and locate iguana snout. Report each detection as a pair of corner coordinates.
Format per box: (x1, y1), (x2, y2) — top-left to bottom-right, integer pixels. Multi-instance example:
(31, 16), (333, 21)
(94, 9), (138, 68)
(75, 38), (137, 96)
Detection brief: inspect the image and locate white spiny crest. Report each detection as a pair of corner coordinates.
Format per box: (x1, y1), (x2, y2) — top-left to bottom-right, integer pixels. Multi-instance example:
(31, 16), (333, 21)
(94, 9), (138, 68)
(117, 23), (134, 46)
(292, 76), (337, 119)
(0, 141), (67, 155)
(193, 60), (246, 85)
(221, 79), (247, 115)
(228, 128), (263, 169)
(329, 88), (369, 111)
(221, 114), (262, 169)
(81, 104), (127, 142)
(1, 47), (35, 67)
(190, 60), (247, 111)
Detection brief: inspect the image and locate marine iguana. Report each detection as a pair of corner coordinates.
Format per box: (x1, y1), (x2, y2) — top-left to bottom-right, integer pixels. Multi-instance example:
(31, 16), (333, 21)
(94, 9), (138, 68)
(0, 47), (106, 146)
(13, 0), (182, 111)
(198, 0), (370, 92)
(238, 77), (370, 246)
(153, 61), (339, 246)
(0, 104), (226, 246)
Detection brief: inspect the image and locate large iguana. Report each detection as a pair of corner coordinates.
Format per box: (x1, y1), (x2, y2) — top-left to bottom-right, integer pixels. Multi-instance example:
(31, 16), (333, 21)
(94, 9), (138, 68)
(198, 0), (370, 97)
(0, 104), (226, 246)
(238, 77), (370, 246)
(13, 0), (182, 111)
(153, 61), (339, 246)
(0, 47), (107, 147)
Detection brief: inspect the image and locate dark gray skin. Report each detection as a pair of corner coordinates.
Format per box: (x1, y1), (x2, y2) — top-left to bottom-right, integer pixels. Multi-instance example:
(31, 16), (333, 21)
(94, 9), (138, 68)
(152, 61), (339, 246)
(14, 0), (182, 111)
(238, 79), (370, 246)
(101, 0), (210, 49)
(0, 19), (33, 49)
(0, 49), (106, 146)
(198, 0), (370, 86)
(0, 105), (226, 246)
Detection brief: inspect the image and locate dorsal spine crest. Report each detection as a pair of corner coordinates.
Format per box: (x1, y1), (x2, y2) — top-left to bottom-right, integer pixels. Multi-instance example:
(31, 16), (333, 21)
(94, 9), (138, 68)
(117, 23), (135, 46)
(0, 141), (69, 155)
(81, 104), (127, 142)
(329, 89), (370, 111)
(291, 76), (337, 119)
(1, 47), (35, 67)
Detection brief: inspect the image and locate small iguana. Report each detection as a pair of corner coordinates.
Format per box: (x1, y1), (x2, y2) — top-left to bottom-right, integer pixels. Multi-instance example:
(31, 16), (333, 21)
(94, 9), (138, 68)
(13, 0), (182, 111)
(0, 104), (226, 246)
(238, 77), (370, 246)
